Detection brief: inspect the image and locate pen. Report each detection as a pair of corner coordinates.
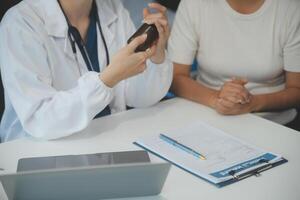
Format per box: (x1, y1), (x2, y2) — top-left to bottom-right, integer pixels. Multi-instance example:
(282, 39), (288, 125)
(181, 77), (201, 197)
(159, 134), (206, 160)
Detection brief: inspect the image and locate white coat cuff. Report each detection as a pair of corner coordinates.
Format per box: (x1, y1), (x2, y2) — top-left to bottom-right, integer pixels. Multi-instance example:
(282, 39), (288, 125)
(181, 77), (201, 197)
(79, 72), (114, 117)
(90, 72), (114, 92)
(89, 72), (114, 102)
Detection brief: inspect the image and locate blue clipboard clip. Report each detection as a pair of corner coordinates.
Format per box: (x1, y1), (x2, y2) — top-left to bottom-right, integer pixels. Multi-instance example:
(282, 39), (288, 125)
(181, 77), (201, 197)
(228, 159), (273, 180)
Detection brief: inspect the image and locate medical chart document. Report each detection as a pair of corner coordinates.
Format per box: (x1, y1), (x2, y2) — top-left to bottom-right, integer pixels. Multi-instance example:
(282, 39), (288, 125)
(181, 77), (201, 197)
(134, 121), (287, 187)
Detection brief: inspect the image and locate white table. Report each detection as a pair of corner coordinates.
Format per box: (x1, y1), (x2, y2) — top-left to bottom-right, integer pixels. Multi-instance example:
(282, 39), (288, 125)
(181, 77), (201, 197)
(0, 98), (299, 200)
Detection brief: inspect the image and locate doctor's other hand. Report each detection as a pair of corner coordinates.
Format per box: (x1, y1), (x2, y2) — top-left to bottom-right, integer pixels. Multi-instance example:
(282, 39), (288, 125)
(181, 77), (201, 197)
(99, 34), (155, 88)
(143, 3), (170, 64)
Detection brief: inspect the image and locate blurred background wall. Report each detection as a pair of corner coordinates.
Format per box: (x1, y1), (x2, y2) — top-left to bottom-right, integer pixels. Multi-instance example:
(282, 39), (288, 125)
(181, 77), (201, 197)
(121, 0), (177, 28)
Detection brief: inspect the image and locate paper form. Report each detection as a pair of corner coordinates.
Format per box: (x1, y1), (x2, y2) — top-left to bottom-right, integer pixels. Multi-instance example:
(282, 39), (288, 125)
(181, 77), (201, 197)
(135, 121), (283, 184)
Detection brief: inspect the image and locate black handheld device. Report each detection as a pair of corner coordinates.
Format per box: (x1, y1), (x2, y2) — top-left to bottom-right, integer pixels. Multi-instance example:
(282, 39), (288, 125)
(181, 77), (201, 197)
(127, 23), (159, 52)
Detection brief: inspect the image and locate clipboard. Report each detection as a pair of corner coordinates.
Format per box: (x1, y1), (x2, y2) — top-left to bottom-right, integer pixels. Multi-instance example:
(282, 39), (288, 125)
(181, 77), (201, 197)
(134, 121), (288, 187)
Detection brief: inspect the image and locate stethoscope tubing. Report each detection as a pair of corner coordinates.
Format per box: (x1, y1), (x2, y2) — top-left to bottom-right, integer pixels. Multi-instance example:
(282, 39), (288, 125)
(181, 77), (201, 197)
(57, 0), (110, 73)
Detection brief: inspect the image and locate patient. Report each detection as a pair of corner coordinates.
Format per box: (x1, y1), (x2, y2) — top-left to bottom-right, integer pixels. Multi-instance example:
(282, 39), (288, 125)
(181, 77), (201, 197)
(169, 0), (300, 125)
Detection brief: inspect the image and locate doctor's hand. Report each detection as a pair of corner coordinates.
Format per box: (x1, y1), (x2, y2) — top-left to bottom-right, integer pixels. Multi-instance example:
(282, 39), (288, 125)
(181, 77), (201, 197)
(143, 3), (170, 64)
(99, 34), (155, 88)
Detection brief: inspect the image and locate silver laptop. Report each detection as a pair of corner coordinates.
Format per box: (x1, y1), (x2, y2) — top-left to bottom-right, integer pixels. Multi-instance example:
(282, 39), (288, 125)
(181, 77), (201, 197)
(0, 151), (171, 200)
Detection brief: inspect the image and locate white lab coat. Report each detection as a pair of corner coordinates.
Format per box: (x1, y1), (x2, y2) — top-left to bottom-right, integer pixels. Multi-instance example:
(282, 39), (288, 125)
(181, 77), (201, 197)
(0, 0), (173, 142)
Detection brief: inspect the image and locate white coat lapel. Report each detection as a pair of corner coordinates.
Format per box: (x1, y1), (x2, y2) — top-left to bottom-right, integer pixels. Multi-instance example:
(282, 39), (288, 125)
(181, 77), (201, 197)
(43, 0), (119, 73)
(96, 0), (118, 71)
(43, 0), (87, 71)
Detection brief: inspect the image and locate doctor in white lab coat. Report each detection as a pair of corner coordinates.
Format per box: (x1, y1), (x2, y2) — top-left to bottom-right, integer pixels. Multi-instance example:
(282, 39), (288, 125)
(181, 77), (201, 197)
(0, 0), (173, 142)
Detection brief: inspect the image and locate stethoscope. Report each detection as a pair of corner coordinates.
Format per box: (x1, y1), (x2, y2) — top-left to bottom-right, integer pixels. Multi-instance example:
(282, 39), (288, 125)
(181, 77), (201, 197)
(57, 0), (110, 72)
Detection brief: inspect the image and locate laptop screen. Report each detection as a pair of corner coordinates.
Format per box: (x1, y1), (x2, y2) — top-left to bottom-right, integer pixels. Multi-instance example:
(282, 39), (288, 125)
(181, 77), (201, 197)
(17, 150), (150, 172)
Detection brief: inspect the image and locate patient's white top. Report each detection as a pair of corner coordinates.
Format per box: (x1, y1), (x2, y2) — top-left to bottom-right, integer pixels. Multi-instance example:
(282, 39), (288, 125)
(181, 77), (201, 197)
(168, 0), (300, 124)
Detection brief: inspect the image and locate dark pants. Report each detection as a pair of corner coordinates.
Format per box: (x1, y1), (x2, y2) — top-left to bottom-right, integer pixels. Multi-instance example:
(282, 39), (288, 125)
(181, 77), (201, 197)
(285, 110), (300, 132)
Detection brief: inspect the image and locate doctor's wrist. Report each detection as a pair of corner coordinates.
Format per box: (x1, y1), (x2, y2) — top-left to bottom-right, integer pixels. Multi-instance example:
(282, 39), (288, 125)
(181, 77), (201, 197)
(99, 68), (121, 88)
(150, 49), (165, 64)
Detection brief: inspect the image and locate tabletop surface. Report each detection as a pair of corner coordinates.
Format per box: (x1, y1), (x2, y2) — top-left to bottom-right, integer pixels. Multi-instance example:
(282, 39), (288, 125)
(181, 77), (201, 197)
(0, 98), (299, 200)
